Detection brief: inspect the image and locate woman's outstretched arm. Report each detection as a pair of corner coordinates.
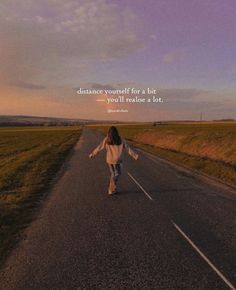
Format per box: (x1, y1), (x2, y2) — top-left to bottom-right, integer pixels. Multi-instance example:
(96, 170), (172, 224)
(89, 137), (107, 158)
(123, 139), (139, 160)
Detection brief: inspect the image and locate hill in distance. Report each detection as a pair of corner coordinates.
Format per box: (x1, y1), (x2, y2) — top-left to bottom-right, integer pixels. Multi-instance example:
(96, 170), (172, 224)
(0, 115), (112, 126)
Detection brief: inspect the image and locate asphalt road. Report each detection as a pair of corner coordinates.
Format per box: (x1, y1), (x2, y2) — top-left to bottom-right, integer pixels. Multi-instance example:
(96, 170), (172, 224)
(0, 129), (235, 290)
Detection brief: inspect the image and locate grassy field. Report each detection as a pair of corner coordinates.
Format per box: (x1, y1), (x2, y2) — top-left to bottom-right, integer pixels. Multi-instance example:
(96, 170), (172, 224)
(0, 126), (81, 265)
(89, 122), (236, 186)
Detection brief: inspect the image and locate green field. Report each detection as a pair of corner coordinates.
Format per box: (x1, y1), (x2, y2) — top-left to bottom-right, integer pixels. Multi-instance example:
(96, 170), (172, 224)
(89, 122), (236, 186)
(0, 126), (81, 264)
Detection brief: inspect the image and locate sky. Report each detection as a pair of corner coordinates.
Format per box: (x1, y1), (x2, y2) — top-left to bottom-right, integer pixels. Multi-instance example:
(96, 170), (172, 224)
(0, 0), (235, 121)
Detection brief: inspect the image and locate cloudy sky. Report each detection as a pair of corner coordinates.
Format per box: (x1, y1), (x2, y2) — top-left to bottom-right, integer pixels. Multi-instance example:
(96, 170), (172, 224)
(0, 0), (235, 121)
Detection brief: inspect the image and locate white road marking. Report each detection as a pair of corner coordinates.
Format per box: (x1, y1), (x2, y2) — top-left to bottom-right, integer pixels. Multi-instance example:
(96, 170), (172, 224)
(172, 222), (236, 290)
(127, 152), (235, 288)
(127, 172), (153, 201)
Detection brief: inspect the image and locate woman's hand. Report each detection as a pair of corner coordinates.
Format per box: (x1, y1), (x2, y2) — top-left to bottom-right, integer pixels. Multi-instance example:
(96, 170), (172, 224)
(134, 154), (139, 161)
(89, 153), (93, 158)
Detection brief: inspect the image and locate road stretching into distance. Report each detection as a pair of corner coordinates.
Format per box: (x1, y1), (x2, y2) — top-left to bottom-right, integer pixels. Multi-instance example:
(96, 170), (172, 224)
(0, 129), (235, 289)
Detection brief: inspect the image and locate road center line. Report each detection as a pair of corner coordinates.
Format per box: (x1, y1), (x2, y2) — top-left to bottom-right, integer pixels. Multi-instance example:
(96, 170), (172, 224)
(172, 221), (236, 290)
(127, 172), (153, 201)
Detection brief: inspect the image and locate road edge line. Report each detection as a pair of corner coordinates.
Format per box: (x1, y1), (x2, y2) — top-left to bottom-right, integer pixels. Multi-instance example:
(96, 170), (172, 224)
(127, 172), (153, 201)
(172, 221), (236, 290)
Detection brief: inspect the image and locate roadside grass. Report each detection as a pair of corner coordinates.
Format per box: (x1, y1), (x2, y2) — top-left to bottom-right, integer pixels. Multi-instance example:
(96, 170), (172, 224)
(88, 123), (236, 186)
(0, 126), (81, 265)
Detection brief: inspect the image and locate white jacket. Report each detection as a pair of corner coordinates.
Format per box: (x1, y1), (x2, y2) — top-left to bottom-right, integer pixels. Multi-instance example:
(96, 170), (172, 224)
(90, 137), (139, 164)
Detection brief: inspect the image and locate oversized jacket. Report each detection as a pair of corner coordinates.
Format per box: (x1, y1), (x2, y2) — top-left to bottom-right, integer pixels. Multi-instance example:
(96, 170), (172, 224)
(90, 137), (139, 164)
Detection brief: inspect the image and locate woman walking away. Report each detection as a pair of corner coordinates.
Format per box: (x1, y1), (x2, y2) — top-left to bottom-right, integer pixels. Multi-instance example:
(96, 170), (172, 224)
(89, 126), (139, 195)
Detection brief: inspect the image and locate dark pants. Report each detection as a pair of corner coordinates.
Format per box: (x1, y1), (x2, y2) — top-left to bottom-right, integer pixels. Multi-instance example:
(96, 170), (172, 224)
(108, 163), (121, 193)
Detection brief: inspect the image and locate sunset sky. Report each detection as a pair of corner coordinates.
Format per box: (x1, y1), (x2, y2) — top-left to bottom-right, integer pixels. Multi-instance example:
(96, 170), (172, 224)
(0, 0), (235, 121)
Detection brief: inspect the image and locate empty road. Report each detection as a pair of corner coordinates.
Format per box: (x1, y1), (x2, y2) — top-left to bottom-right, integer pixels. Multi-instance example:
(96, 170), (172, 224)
(0, 129), (235, 289)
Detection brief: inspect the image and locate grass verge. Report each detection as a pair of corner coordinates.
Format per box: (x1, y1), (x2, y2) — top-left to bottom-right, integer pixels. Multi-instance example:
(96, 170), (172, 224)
(0, 126), (82, 266)
(88, 123), (236, 187)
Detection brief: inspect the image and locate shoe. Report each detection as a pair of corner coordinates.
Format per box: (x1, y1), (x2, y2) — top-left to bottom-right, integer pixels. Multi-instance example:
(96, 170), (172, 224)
(108, 190), (116, 195)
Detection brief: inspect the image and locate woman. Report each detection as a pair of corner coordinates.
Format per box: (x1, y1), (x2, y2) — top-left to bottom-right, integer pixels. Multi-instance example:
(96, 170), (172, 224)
(89, 126), (139, 195)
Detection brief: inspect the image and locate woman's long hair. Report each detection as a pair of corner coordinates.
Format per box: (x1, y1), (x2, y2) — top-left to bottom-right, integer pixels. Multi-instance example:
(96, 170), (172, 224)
(107, 126), (122, 145)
